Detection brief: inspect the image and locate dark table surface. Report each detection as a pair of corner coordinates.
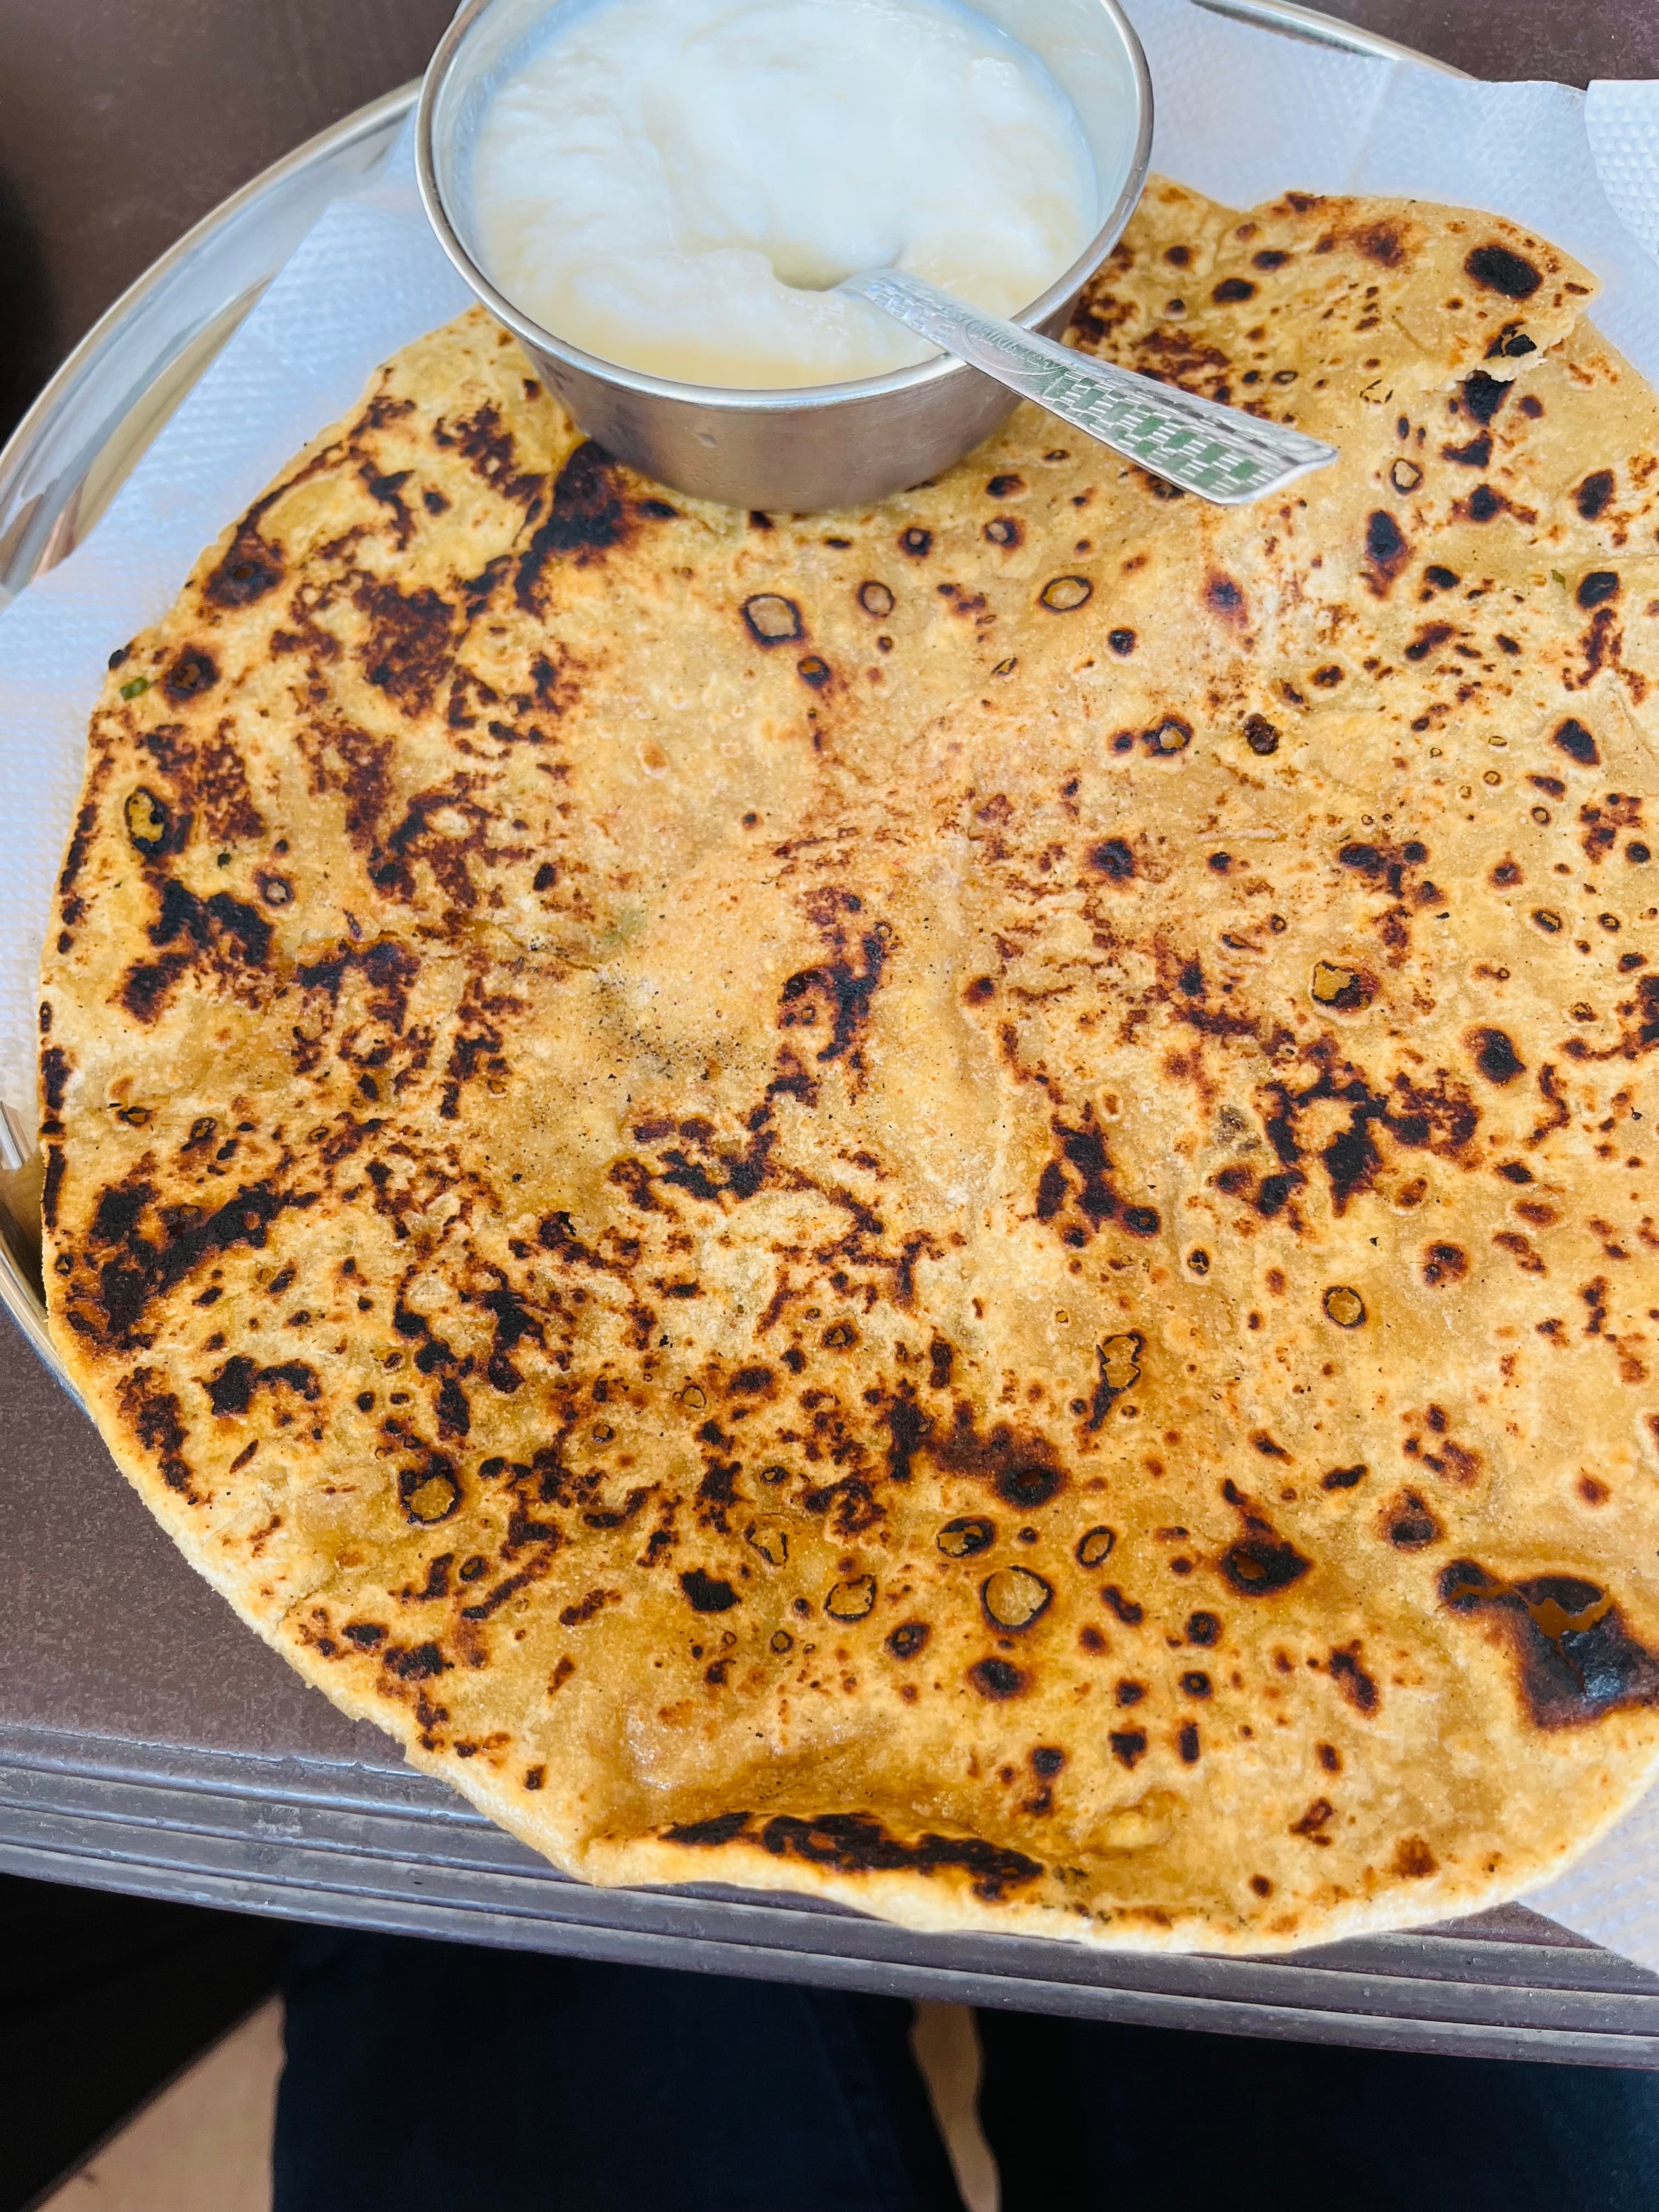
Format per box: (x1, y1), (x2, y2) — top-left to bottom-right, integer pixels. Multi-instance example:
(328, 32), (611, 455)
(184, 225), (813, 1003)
(5, 0), (1659, 2059)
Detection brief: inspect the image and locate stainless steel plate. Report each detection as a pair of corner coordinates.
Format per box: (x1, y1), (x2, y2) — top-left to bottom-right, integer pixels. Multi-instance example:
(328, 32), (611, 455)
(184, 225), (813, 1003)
(13, 7), (1640, 2061)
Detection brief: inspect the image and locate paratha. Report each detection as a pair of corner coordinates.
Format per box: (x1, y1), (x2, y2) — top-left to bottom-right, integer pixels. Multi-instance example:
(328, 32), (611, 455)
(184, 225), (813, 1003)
(37, 180), (1659, 1951)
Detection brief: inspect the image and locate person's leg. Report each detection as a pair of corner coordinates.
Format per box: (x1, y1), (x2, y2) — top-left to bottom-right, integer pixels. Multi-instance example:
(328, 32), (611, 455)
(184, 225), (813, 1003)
(977, 2007), (1659, 2212)
(274, 1927), (964, 2212)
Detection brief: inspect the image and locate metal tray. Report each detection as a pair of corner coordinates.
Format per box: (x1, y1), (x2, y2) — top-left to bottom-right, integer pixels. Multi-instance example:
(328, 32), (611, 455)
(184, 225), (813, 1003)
(12, 3), (1658, 2066)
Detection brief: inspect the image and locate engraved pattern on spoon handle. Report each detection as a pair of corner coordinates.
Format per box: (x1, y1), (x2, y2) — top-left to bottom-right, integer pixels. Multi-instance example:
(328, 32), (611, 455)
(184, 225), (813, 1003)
(845, 270), (1338, 506)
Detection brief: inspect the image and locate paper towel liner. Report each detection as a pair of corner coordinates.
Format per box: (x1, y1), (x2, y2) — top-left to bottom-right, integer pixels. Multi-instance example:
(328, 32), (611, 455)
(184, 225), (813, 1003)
(2, 0), (1658, 1968)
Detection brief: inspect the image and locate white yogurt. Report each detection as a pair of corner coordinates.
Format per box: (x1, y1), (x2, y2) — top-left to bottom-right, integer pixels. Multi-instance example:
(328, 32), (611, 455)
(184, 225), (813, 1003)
(470, 0), (1097, 388)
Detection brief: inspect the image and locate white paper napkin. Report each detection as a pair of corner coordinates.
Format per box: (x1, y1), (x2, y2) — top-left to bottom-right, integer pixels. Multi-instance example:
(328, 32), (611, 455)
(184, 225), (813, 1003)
(2, 0), (1658, 1968)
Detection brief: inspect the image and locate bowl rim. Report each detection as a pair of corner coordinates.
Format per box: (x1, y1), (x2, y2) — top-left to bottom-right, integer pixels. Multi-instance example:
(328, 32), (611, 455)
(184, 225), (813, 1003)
(415, 0), (1155, 414)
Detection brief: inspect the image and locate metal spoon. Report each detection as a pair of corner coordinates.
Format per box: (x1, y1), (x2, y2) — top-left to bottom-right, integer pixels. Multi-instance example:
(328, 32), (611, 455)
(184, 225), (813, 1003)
(840, 268), (1336, 506)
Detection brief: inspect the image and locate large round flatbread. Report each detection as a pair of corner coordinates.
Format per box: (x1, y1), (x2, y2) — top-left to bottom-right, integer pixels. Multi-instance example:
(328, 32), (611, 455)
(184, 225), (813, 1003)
(38, 182), (1659, 1951)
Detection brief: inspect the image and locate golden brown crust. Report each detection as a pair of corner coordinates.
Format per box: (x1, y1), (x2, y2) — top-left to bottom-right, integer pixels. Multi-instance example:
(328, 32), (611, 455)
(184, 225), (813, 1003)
(38, 183), (1659, 1951)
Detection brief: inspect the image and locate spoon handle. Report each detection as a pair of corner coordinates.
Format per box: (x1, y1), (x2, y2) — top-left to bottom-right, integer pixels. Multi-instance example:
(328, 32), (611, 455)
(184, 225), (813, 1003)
(843, 269), (1336, 506)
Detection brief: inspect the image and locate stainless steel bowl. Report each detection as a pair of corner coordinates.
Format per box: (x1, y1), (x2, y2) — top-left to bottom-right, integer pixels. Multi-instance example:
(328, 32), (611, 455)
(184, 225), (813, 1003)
(416, 0), (1152, 512)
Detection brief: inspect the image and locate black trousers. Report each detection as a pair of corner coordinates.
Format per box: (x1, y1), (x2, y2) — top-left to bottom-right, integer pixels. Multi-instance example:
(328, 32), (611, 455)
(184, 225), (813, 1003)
(274, 1928), (1659, 2212)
